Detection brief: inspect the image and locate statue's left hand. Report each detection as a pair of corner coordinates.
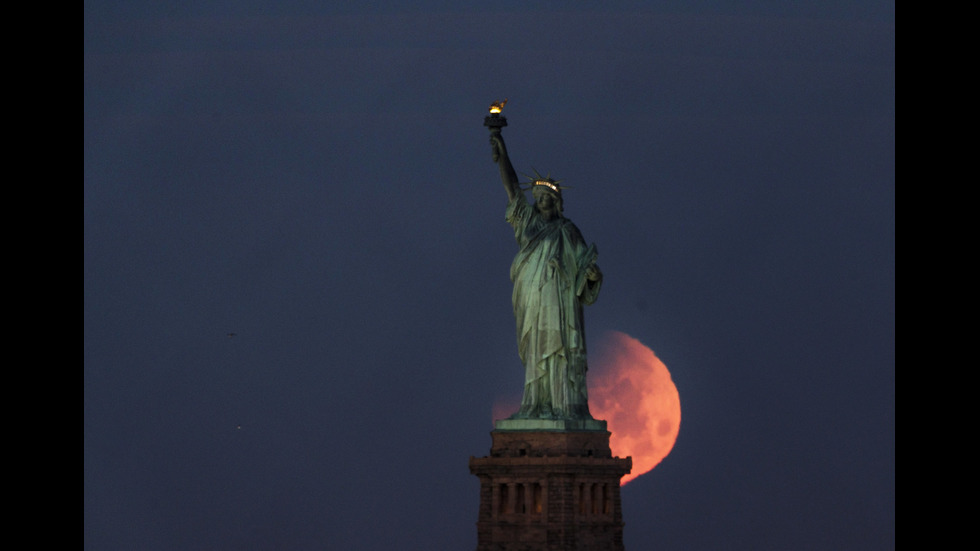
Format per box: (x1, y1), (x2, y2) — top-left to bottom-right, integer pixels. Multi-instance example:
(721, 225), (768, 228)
(585, 265), (602, 282)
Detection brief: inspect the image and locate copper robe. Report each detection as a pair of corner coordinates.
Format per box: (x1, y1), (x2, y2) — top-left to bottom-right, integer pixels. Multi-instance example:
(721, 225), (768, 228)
(506, 192), (601, 419)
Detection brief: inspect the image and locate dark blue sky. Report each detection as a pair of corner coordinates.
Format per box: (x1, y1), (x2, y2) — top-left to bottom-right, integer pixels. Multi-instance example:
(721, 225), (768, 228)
(84, 2), (894, 550)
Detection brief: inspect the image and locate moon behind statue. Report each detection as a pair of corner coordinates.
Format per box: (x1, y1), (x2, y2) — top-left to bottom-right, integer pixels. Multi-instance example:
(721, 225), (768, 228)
(588, 330), (682, 485)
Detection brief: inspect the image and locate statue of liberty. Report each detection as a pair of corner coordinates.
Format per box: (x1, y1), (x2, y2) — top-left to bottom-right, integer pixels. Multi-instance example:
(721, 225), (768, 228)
(489, 130), (603, 421)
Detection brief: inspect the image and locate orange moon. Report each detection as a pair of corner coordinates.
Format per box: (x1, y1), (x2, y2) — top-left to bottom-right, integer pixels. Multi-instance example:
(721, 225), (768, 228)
(588, 330), (681, 485)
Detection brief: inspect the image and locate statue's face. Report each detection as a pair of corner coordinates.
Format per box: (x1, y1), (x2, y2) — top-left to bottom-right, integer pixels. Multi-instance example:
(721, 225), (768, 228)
(534, 190), (561, 219)
(534, 191), (553, 207)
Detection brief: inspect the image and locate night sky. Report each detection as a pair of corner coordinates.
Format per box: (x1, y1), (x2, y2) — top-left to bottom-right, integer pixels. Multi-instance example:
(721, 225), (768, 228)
(84, 2), (895, 550)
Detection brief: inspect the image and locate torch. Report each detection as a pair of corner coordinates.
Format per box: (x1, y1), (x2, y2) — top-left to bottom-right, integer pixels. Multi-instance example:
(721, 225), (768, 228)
(485, 99), (508, 162)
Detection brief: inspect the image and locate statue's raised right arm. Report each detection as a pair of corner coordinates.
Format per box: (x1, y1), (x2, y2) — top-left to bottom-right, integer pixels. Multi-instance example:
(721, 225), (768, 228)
(490, 133), (521, 203)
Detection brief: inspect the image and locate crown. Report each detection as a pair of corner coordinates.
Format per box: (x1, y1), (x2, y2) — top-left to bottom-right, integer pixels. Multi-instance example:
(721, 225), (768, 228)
(521, 168), (568, 196)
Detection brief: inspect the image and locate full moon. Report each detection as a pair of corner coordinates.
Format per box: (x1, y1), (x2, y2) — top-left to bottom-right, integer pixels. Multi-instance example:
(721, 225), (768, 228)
(588, 330), (681, 485)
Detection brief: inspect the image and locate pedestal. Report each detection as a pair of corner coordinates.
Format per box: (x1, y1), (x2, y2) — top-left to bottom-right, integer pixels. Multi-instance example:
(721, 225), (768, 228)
(469, 427), (632, 551)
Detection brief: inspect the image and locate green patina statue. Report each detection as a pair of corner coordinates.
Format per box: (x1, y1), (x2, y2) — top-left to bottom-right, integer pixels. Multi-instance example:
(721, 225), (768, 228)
(489, 129), (603, 422)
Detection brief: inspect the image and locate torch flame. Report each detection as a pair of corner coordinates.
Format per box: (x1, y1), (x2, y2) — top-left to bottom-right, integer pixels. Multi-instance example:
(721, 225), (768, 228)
(489, 99), (508, 114)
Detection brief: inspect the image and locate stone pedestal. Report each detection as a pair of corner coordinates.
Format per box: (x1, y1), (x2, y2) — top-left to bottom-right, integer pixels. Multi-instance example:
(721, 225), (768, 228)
(469, 426), (632, 551)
